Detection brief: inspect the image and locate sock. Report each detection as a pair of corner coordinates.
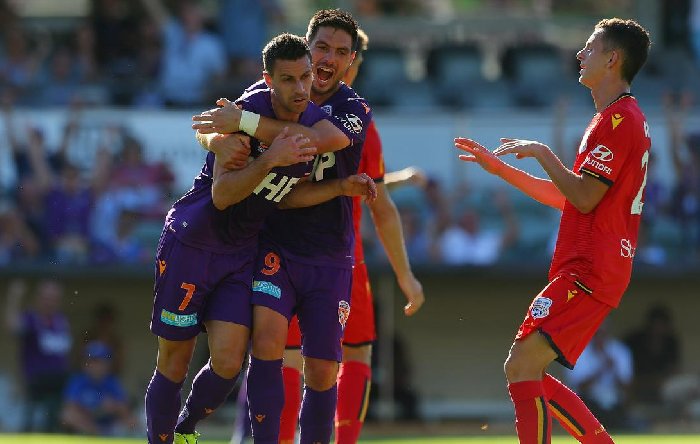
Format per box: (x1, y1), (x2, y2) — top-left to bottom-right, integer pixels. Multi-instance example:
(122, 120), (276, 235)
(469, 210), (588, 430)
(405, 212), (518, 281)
(508, 380), (551, 444)
(175, 360), (239, 434)
(280, 366), (302, 444)
(543, 374), (614, 443)
(145, 369), (184, 444)
(247, 357), (283, 444)
(334, 361), (372, 444)
(231, 372), (252, 444)
(299, 385), (337, 444)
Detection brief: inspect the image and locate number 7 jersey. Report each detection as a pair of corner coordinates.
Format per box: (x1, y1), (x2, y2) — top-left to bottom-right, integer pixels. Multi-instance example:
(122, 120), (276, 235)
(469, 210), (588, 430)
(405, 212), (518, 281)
(549, 93), (651, 307)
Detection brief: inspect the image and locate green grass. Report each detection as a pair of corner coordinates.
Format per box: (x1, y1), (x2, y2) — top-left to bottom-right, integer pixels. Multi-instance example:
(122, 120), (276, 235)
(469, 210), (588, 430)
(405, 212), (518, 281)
(2, 434), (700, 444)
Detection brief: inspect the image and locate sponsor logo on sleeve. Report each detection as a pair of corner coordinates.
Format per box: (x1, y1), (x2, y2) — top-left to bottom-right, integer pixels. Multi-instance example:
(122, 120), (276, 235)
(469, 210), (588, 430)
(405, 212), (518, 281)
(160, 309), (198, 327)
(340, 113), (363, 134)
(321, 105), (333, 115)
(252, 280), (282, 299)
(530, 297), (552, 319)
(582, 145), (614, 175)
(611, 113), (624, 130)
(590, 144), (614, 162)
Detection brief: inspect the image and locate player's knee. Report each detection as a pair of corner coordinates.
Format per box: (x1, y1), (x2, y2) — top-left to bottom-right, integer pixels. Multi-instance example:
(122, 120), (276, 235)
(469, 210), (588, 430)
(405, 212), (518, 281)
(209, 352), (244, 379)
(304, 358), (339, 391)
(251, 330), (286, 360)
(157, 354), (190, 382)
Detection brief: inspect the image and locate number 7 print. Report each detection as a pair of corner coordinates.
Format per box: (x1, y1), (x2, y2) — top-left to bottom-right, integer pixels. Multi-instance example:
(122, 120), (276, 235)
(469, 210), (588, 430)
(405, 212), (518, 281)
(179, 283), (196, 311)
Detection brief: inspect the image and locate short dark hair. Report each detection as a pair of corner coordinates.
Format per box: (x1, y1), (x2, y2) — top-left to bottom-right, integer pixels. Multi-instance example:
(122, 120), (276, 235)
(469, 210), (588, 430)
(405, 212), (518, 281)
(595, 18), (651, 84)
(262, 33), (311, 74)
(306, 9), (359, 51)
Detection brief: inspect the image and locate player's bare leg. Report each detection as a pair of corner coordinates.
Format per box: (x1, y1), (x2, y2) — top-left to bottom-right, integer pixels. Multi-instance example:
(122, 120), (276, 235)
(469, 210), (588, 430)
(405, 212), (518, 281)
(300, 356), (340, 444)
(504, 332), (557, 443)
(249, 306), (289, 443)
(335, 344), (372, 444)
(146, 337), (196, 444)
(175, 321), (249, 436)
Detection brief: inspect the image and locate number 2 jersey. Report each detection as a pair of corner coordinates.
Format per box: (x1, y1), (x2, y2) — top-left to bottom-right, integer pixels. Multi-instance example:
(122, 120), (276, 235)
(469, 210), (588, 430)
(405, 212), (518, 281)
(549, 93), (651, 307)
(164, 88), (328, 253)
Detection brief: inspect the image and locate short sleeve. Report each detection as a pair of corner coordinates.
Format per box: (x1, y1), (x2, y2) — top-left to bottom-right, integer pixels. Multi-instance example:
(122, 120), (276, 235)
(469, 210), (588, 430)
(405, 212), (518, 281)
(579, 112), (635, 186)
(328, 98), (373, 147)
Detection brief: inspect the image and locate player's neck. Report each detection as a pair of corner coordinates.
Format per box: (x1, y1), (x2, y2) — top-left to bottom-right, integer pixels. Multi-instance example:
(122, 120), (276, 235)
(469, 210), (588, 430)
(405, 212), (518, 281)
(270, 100), (301, 123)
(311, 83), (341, 105)
(590, 77), (630, 113)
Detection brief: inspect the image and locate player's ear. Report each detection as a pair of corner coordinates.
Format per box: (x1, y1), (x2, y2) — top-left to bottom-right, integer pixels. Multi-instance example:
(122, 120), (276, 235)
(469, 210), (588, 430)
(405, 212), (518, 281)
(262, 71), (272, 88)
(607, 50), (619, 68)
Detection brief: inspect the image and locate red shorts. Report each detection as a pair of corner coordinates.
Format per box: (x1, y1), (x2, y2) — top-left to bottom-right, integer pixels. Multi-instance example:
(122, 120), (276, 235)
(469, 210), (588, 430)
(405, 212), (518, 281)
(285, 261), (376, 348)
(515, 274), (612, 369)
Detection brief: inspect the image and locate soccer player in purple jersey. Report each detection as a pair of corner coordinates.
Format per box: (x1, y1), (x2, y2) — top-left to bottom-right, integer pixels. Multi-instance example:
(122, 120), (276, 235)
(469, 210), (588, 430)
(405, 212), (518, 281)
(194, 9), (371, 444)
(145, 33), (376, 444)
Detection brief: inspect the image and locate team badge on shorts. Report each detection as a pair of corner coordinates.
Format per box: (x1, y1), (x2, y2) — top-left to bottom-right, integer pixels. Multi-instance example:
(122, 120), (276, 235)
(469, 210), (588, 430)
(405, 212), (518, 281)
(530, 296), (553, 319)
(338, 300), (351, 328)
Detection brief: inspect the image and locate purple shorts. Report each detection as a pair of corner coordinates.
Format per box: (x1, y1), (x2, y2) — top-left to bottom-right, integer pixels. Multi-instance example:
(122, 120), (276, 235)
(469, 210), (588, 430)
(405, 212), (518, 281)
(251, 241), (352, 362)
(150, 230), (255, 341)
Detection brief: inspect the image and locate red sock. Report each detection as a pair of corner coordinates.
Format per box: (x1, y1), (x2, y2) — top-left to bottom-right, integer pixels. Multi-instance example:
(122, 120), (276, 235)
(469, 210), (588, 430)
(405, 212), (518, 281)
(543, 374), (614, 443)
(279, 366), (302, 444)
(334, 361), (372, 444)
(508, 380), (551, 444)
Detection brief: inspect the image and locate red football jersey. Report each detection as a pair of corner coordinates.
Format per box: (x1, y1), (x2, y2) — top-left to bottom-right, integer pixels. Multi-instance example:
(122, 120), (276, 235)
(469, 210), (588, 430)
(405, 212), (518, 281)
(549, 94), (651, 307)
(353, 120), (385, 263)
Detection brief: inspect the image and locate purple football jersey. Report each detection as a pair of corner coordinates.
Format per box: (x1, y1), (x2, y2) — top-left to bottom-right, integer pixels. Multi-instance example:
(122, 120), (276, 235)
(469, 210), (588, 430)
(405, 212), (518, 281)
(164, 88), (328, 253)
(263, 83), (372, 268)
(20, 311), (72, 381)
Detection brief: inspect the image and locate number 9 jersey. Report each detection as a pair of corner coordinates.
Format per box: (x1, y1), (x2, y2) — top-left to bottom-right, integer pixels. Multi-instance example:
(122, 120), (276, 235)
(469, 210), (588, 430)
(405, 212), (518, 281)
(549, 93), (651, 307)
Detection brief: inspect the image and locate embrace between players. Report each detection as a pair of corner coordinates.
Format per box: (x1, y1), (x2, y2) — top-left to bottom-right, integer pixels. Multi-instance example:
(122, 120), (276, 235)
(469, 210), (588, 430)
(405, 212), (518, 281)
(145, 7), (651, 444)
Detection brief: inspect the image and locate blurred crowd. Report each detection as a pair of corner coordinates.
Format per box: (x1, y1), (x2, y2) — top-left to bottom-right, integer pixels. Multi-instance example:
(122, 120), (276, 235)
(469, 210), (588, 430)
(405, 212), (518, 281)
(3, 279), (137, 435)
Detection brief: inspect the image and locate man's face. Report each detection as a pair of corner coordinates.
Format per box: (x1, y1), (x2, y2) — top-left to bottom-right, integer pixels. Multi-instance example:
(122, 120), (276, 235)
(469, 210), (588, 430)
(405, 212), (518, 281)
(576, 29), (612, 89)
(266, 56), (313, 116)
(308, 26), (356, 96)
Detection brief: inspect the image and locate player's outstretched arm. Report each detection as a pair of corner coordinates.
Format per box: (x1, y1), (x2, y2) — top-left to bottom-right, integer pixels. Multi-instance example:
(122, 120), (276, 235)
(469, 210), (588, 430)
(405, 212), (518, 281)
(368, 183), (425, 316)
(384, 166), (427, 190)
(211, 128), (316, 210)
(494, 138), (608, 213)
(455, 137), (566, 210)
(192, 99), (350, 153)
(196, 131), (251, 170)
(279, 173), (377, 209)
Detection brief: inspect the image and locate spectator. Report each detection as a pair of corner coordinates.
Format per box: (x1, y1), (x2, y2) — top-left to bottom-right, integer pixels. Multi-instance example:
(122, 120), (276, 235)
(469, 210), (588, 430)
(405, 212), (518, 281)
(61, 341), (136, 435)
(217, 0), (284, 86)
(140, 0), (226, 107)
(566, 321), (634, 431)
(665, 92), (700, 259)
(0, 25), (49, 105)
(0, 200), (41, 265)
(4, 279), (72, 432)
(624, 304), (681, 404)
(82, 304), (125, 375)
(435, 190), (519, 265)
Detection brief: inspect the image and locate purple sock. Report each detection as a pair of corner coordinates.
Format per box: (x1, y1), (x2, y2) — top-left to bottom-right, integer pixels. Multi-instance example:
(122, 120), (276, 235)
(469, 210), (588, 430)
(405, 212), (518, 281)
(145, 369), (183, 444)
(299, 385), (337, 444)
(231, 372), (253, 443)
(246, 356), (283, 444)
(175, 360), (239, 434)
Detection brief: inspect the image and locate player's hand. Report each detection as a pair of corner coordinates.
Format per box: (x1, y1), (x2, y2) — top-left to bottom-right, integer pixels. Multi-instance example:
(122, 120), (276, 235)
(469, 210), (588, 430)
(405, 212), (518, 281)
(339, 173), (377, 201)
(206, 132), (251, 170)
(266, 127), (317, 167)
(493, 138), (549, 159)
(192, 98), (242, 134)
(454, 137), (506, 175)
(398, 274), (424, 316)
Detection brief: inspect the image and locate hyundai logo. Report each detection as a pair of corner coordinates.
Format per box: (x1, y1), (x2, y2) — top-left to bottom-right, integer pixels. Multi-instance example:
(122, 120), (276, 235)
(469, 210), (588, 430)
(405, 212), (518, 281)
(590, 145), (614, 162)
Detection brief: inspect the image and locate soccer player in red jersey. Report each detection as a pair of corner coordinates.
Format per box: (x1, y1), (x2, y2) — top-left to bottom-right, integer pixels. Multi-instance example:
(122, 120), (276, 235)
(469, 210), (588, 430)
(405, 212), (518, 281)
(454, 18), (651, 443)
(278, 29), (425, 444)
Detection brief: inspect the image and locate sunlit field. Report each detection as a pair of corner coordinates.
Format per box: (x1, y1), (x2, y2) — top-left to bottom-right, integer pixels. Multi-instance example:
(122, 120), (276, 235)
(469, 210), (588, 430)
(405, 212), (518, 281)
(2, 434), (700, 444)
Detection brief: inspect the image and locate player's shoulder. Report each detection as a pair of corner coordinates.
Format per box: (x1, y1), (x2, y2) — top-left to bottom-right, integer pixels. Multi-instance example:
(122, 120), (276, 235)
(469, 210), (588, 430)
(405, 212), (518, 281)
(598, 94), (646, 134)
(330, 83), (371, 114)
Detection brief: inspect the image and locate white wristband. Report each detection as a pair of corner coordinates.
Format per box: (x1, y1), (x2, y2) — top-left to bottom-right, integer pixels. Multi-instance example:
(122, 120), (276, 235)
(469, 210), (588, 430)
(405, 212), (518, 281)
(239, 110), (260, 136)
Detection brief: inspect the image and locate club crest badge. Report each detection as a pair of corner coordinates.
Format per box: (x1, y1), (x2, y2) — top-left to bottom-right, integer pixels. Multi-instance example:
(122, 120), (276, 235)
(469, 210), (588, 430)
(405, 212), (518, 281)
(530, 297), (553, 319)
(338, 300), (351, 328)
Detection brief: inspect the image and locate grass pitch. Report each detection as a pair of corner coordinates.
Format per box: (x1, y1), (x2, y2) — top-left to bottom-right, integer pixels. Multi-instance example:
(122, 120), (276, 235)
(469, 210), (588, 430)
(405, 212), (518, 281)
(2, 434), (700, 444)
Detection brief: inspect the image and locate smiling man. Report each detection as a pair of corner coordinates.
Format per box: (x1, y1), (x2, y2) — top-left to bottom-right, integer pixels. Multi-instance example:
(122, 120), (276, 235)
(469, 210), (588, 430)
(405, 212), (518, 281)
(454, 18), (651, 443)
